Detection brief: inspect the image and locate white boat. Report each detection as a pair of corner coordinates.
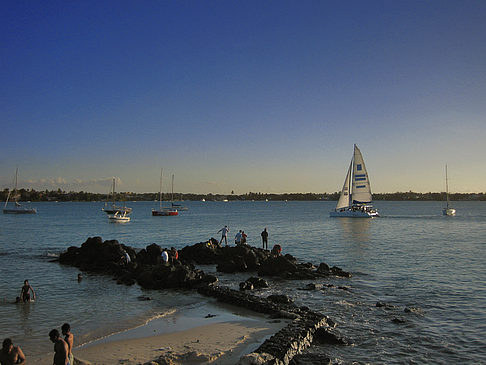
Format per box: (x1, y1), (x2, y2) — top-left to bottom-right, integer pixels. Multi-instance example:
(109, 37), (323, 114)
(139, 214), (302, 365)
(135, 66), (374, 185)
(108, 211), (130, 222)
(442, 165), (456, 216)
(152, 169), (178, 216)
(102, 177), (132, 215)
(330, 144), (379, 218)
(3, 168), (37, 214)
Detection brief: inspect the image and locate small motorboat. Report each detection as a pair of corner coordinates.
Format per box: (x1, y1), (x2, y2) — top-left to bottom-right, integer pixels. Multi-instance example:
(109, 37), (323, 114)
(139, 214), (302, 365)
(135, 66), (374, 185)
(108, 211), (131, 222)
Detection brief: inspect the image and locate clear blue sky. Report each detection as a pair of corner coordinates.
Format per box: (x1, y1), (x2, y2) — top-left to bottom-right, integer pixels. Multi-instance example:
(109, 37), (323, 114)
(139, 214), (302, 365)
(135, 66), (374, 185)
(1, 1), (485, 194)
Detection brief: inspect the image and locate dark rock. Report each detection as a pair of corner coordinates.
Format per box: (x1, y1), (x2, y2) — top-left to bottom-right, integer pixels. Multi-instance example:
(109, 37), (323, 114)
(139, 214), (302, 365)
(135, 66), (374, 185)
(313, 327), (350, 345)
(268, 294), (293, 304)
(289, 353), (332, 365)
(246, 277), (269, 289)
(392, 317), (406, 324)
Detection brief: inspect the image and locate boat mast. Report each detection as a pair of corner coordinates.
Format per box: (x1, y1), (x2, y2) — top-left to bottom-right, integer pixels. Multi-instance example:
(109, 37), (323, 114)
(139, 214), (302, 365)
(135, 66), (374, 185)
(445, 165), (450, 209)
(112, 177), (116, 206)
(171, 174), (175, 202)
(159, 168), (163, 210)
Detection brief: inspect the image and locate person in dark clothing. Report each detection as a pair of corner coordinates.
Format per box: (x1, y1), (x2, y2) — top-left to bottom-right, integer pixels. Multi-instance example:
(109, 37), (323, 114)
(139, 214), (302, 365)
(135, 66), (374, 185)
(261, 228), (268, 250)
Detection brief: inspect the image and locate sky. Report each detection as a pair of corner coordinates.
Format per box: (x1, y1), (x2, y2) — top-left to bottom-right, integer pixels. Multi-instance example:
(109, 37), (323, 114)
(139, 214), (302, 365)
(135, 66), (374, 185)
(1, 0), (486, 194)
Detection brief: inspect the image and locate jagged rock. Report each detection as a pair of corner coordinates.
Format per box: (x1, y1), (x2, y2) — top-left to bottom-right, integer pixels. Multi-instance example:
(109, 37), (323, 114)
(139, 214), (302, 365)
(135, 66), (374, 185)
(237, 352), (279, 365)
(246, 277), (269, 288)
(240, 281), (254, 291)
(313, 328), (350, 345)
(289, 353), (332, 365)
(268, 294), (293, 304)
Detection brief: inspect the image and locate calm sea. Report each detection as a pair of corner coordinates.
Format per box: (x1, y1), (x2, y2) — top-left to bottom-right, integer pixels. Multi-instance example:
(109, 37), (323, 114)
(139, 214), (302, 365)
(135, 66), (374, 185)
(0, 201), (485, 364)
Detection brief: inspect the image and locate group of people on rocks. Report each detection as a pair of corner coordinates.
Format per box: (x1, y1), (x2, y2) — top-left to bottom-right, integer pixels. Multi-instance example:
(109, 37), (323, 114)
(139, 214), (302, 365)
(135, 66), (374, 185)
(2, 293), (74, 365)
(161, 247), (179, 264)
(216, 225), (281, 256)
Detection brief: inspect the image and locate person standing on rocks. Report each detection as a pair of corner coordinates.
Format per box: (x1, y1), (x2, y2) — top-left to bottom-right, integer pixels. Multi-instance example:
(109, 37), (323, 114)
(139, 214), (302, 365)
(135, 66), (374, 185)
(261, 228), (268, 250)
(234, 230), (242, 245)
(217, 225), (230, 246)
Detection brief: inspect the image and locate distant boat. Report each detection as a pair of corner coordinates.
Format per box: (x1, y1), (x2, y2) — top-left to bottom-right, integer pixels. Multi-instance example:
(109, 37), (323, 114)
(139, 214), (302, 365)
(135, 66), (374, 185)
(152, 169), (178, 216)
(170, 177), (188, 211)
(102, 177), (132, 215)
(330, 144), (379, 218)
(442, 165), (456, 216)
(3, 168), (37, 214)
(108, 211), (130, 223)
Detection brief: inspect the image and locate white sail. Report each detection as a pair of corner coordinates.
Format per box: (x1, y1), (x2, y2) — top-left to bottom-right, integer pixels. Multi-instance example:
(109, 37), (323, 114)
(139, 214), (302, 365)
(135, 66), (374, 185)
(336, 160), (352, 209)
(351, 144), (372, 204)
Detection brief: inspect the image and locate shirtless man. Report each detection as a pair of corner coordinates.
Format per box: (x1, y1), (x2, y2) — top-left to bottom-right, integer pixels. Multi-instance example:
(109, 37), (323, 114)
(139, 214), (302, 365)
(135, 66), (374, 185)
(49, 329), (69, 365)
(19, 280), (35, 302)
(0, 338), (26, 365)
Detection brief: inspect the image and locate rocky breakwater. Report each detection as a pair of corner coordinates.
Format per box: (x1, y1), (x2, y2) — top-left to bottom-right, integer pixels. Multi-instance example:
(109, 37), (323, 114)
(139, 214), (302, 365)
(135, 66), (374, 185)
(59, 236), (212, 289)
(179, 239), (351, 280)
(197, 285), (349, 365)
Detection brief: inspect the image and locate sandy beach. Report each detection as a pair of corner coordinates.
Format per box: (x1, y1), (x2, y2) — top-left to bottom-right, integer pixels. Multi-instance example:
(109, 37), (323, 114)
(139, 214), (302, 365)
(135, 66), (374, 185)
(30, 301), (287, 365)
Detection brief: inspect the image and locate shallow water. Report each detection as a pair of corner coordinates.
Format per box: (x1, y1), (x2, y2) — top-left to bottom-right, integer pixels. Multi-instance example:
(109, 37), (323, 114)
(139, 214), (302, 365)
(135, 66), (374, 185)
(0, 200), (485, 363)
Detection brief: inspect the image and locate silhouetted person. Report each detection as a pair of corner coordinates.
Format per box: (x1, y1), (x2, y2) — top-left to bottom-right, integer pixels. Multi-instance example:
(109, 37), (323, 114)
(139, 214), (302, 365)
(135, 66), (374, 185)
(261, 228), (268, 250)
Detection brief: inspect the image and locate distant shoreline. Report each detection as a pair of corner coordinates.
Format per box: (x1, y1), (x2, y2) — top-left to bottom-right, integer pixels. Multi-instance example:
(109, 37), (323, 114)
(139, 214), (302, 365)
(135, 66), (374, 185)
(2, 189), (486, 202)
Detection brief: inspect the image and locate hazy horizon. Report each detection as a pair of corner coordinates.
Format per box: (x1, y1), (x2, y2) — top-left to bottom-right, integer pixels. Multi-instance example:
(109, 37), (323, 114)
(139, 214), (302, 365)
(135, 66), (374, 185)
(2, 1), (485, 194)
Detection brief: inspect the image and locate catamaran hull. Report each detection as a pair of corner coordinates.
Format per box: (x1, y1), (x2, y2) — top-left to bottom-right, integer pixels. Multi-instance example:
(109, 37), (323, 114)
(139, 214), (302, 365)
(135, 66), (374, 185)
(330, 209), (379, 218)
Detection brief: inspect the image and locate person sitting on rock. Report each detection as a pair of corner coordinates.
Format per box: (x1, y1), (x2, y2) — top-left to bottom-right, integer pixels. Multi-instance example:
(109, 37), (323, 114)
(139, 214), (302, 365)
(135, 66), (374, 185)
(271, 244), (282, 257)
(161, 249), (169, 264)
(170, 247), (178, 263)
(241, 231), (248, 245)
(0, 338), (26, 365)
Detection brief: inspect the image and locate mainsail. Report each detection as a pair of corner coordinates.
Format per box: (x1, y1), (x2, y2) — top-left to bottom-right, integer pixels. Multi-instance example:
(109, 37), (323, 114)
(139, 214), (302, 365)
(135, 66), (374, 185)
(351, 144), (372, 204)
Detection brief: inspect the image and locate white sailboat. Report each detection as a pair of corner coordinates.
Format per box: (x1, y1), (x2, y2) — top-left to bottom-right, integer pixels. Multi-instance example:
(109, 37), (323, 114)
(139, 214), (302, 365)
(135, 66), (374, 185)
(3, 168), (37, 214)
(442, 165), (456, 216)
(330, 144), (379, 218)
(102, 177), (132, 215)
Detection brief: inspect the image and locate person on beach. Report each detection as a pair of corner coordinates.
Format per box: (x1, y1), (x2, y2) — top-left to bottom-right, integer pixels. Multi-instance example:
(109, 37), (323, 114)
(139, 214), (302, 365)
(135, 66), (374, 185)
(217, 225), (229, 246)
(241, 231), (248, 244)
(234, 230), (242, 245)
(161, 248), (169, 264)
(122, 250), (131, 264)
(19, 280), (35, 302)
(49, 329), (69, 365)
(261, 228), (268, 250)
(0, 338), (26, 365)
(61, 323), (74, 365)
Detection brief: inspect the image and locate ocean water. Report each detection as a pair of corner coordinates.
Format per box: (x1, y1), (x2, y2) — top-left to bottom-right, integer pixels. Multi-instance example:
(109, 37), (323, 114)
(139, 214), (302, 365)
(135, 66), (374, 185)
(0, 200), (485, 364)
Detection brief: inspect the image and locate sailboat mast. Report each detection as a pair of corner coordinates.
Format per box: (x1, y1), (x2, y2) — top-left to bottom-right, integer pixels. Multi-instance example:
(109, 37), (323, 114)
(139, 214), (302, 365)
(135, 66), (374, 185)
(171, 174), (174, 202)
(112, 177), (116, 205)
(159, 168), (163, 210)
(445, 165), (450, 208)
(349, 151), (354, 206)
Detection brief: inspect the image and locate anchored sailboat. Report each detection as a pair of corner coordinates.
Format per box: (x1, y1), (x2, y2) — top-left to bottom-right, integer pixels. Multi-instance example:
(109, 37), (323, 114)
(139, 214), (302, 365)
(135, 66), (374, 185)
(152, 169), (178, 216)
(3, 168), (37, 214)
(102, 178), (132, 215)
(330, 145), (379, 218)
(442, 165), (456, 216)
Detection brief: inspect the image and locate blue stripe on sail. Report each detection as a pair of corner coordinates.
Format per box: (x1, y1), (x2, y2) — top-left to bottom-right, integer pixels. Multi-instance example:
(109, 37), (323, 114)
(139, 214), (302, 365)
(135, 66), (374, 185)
(356, 185), (366, 188)
(355, 174), (366, 178)
(355, 178), (366, 181)
(357, 164), (362, 171)
(353, 200), (371, 204)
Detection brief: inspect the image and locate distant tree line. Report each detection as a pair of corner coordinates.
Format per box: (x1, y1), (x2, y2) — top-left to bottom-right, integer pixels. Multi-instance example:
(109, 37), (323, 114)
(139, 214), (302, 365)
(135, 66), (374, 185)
(2, 188), (486, 202)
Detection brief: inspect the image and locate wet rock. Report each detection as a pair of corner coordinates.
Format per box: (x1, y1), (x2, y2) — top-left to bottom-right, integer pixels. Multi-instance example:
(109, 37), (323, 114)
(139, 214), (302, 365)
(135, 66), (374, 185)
(246, 277), (269, 289)
(392, 317), (406, 324)
(268, 294), (293, 305)
(313, 327), (350, 345)
(240, 281), (254, 291)
(376, 301), (395, 309)
(289, 353), (332, 365)
(237, 352), (278, 365)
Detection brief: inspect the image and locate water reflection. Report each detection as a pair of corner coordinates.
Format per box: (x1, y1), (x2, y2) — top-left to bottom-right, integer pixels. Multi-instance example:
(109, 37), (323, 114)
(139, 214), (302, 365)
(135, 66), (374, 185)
(338, 218), (371, 242)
